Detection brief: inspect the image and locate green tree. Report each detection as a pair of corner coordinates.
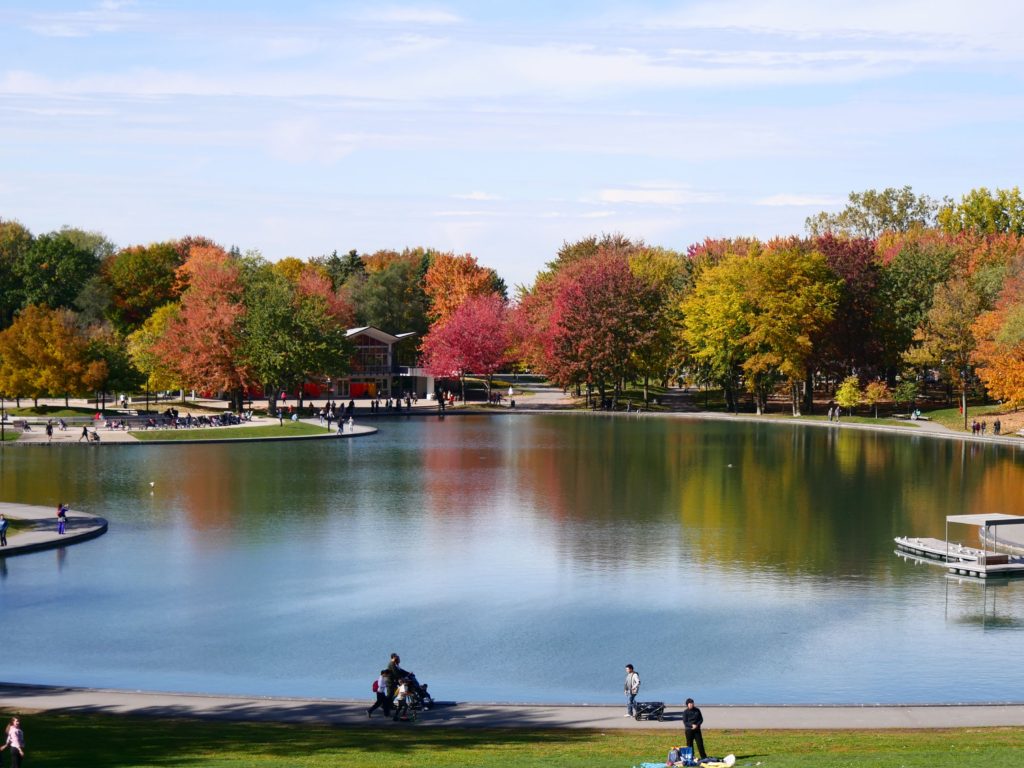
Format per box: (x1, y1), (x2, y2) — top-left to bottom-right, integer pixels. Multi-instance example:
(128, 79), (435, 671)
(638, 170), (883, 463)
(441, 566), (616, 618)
(806, 186), (937, 239)
(239, 264), (352, 412)
(0, 219), (33, 328)
(350, 256), (429, 336)
(874, 231), (957, 370)
(312, 249), (366, 290)
(893, 378), (919, 411)
(903, 277), (984, 429)
(938, 187), (1024, 236)
(835, 375), (862, 416)
(16, 231), (102, 310)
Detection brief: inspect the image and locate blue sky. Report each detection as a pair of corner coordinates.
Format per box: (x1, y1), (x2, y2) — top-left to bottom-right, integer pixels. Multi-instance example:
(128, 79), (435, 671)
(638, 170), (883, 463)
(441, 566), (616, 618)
(2, 1), (1023, 287)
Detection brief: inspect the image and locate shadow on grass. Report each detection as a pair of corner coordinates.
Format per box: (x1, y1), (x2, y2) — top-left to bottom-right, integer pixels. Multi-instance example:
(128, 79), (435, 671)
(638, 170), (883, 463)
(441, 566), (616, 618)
(5, 709), (610, 768)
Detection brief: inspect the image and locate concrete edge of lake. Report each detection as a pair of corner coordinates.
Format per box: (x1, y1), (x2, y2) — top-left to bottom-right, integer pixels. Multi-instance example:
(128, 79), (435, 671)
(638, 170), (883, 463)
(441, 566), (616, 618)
(2, 423), (377, 447)
(1, 683), (1023, 729)
(0, 503), (107, 558)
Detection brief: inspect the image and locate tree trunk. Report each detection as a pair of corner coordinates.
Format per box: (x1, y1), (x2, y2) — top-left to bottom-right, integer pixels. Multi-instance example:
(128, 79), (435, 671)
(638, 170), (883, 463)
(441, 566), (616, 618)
(644, 374), (649, 404)
(962, 388), (968, 431)
(791, 381), (801, 417)
(804, 366), (814, 414)
(460, 372), (466, 402)
(65, 392), (70, 408)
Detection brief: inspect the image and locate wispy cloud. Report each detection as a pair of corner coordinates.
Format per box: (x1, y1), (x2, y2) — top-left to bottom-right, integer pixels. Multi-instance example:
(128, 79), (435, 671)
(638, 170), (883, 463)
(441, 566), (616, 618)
(597, 184), (720, 206)
(26, 0), (140, 37)
(452, 191), (501, 201)
(756, 194), (843, 207)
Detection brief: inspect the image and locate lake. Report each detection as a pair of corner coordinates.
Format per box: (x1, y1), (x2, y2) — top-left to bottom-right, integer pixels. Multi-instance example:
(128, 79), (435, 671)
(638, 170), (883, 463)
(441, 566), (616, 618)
(1, 414), (1023, 704)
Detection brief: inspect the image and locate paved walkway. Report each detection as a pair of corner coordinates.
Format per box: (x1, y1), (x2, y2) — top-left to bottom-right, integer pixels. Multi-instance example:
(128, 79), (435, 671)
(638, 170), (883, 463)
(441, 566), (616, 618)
(0, 684), (1022, 729)
(0, 503), (107, 556)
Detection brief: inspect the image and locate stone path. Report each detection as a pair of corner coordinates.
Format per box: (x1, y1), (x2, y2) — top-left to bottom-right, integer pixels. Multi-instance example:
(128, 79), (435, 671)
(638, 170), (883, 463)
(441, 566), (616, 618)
(0, 683), (1022, 729)
(0, 503), (107, 556)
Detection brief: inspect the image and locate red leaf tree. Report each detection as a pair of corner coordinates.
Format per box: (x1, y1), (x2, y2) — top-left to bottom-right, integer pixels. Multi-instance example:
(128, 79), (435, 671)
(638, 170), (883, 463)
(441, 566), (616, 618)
(421, 293), (510, 401)
(153, 245), (253, 408)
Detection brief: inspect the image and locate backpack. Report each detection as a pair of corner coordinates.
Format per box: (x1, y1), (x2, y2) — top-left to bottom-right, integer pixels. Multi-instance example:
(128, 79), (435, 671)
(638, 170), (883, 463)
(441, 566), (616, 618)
(372, 679), (379, 693)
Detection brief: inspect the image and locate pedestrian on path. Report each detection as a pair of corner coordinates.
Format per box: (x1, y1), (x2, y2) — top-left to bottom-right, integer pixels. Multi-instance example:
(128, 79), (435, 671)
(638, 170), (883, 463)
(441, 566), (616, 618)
(57, 503), (68, 535)
(624, 664), (640, 717)
(682, 698), (707, 759)
(1, 716), (25, 768)
(79, 425), (89, 442)
(0, 514), (8, 547)
(367, 670), (392, 718)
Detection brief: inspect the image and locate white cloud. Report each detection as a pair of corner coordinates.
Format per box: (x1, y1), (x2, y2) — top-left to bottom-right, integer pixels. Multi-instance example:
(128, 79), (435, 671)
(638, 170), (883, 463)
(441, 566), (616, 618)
(452, 191), (501, 201)
(756, 194), (843, 207)
(597, 184), (720, 206)
(26, 0), (141, 37)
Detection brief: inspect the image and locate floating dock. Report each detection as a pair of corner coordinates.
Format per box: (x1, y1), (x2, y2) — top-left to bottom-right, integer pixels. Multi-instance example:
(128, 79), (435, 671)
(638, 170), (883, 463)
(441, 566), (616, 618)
(895, 513), (1024, 579)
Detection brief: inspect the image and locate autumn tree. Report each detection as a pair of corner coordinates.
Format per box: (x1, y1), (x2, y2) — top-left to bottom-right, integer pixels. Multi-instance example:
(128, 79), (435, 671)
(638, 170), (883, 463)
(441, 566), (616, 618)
(862, 380), (890, 418)
(681, 253), (750, 412)
(0, 306), (92, 407)
(127, 303), (183, 406)
(835, 376), (862, 416)
(628, 247), (687, 402)
(153, 245), (252, 409)
(972, 265), (1024, 408)
(103, 241), (186, 332)
(551, 251), (660, 406)
(423, 251), (502, 324)
(806, 186), (937, 238)
(421, 293), (510, 401)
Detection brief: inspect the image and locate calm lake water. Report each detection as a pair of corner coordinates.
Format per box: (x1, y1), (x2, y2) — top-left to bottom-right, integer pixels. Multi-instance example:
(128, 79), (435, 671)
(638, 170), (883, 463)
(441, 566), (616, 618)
(2, 414), (1023, 704)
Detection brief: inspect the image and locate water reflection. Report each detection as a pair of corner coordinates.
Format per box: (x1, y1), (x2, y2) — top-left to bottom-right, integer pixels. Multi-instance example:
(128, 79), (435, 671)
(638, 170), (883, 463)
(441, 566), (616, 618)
(2, 415), (1024, 703)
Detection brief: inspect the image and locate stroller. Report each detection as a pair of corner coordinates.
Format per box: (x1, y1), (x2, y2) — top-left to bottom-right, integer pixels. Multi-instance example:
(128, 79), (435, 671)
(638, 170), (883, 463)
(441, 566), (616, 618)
(633, 701), (665, 721)
(405, 673), (434, 711)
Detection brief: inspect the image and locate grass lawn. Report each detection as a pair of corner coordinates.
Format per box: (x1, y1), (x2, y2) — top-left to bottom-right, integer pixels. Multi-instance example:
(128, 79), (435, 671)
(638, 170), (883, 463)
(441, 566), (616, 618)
(5, 713), (1022, 768)
(132, 421), (332, 441)
(923, 404), (1012, 433)
(6, 405), (97, 417)
(1, 429), (19, 441)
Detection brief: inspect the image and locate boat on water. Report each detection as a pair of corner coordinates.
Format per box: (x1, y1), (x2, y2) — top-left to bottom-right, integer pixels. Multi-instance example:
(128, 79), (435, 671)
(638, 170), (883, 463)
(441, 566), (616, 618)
(894, 513), (1024, 579)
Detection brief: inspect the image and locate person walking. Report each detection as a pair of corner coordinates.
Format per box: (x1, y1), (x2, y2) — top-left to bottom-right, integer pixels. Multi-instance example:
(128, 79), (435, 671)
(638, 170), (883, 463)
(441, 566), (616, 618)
(367, 670), (392, 718)
(57, 503), (67, 536)
(1, 716), (25, 767)
(79, 425), (89, 442)
(0, 514), (8, 547)
(624, 664), (640, 717)
(682, 698), (707, 759)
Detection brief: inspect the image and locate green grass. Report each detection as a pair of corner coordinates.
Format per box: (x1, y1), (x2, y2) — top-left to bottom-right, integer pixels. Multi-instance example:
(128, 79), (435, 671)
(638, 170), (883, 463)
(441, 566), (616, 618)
(923, 404), (1011, 433)
(132, 421), (331, 441)
(1, 429), (19, 441)
(6, 405), (97, 417)
(3, 712), (1021, 767)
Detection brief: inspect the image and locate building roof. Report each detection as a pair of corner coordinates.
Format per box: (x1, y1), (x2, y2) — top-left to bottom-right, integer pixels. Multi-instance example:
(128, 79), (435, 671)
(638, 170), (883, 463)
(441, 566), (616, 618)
(345, 326), (417, 345)
(947, 513), (1024, 527)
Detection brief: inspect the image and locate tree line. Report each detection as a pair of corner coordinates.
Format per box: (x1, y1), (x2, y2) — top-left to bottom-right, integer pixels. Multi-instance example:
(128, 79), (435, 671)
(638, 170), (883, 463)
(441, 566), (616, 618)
(3, 184), (1024, 419)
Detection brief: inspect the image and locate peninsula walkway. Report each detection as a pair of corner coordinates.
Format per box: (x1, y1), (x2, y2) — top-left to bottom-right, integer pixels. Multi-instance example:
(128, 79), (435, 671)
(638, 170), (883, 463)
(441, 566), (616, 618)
(0, 502), (107, 556)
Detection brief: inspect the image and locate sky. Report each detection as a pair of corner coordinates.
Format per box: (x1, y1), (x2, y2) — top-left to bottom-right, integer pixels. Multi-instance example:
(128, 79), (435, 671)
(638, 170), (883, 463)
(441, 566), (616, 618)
(2, 1), (1023, 288)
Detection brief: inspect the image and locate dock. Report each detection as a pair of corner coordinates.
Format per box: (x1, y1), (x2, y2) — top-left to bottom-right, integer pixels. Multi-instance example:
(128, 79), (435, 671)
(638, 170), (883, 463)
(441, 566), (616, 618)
(895, 513), (1024, 579)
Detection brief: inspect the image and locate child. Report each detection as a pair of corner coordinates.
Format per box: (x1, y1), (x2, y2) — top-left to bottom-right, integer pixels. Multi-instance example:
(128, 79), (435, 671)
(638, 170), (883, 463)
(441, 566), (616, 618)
(392, 678), (410, 721)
